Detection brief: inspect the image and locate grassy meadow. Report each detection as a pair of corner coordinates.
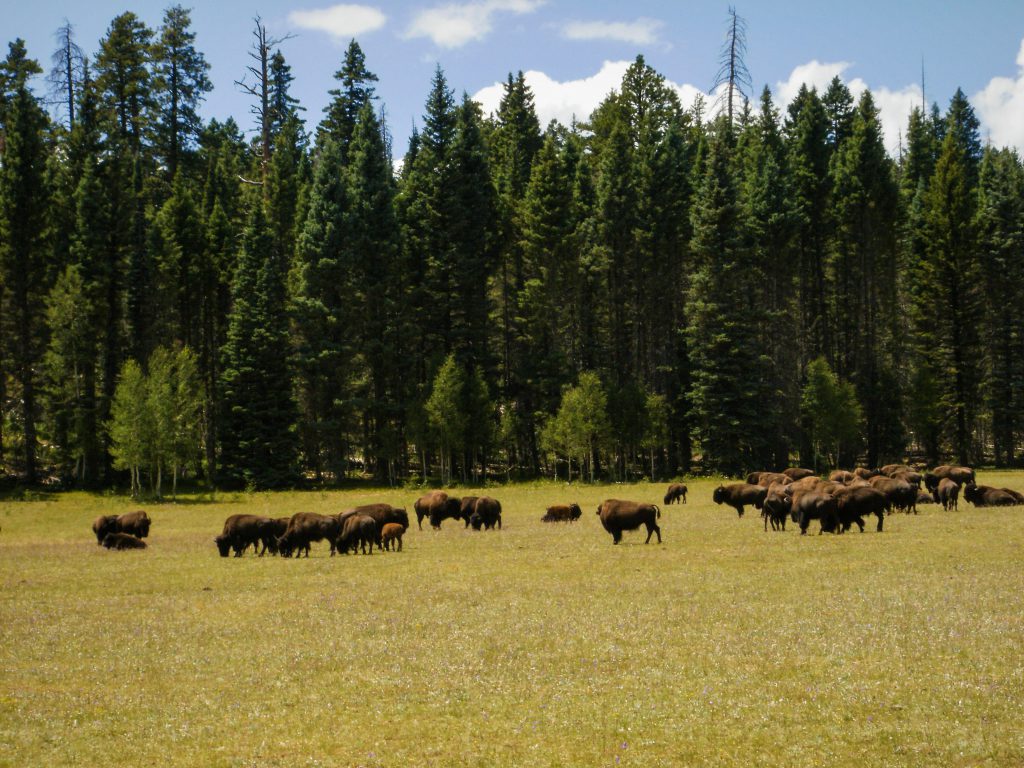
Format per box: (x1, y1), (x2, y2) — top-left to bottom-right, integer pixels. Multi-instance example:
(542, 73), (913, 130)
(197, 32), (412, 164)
(1, 474), (1023, 767)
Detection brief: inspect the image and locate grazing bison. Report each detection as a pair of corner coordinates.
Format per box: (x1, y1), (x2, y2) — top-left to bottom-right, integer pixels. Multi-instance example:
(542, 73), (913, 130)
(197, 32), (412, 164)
(869, 476), (917, 514)
(833, 486), (888, 532)
(92, 511), (151, 544)
(890, 469), (923, 489)
(663, 483), (688, 505)
(336, 514), (377, 554)
(782, 467), (816, 481)
(215, 514), (271, 557)
(542, 503), (583, 523)
(829, 470), (855, 485)
(340, 505), (410, 547)
(259, 517), (291, 555)
(473, 497), (502, 530)
(595, 500), (661, 545)
(793, 492), (839, 535)
(277, 512), (343, 558)
(924, 466), (976, 493)
(459, 497), (479, 527)
(414, 491), (463, 529)
(712, 483), (767, 518)
(468, 512), (483, 530)
(934, 478), (960, 511)
(102, 532), (147, 550)
(963, 484), (1019, 507)
(762, 486), (791, 531)
(381, 523), (405, 552)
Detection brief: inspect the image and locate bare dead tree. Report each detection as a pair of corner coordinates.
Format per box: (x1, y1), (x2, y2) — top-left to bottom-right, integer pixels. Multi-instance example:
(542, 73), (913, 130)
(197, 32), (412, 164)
(47, 20), (84, 129)
(712, 6), (752, 128)
(234, 16), (293, 186)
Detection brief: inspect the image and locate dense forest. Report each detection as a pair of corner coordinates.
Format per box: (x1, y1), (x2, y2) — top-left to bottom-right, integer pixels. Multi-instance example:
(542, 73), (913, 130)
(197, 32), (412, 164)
(1, 9), (1023, 491)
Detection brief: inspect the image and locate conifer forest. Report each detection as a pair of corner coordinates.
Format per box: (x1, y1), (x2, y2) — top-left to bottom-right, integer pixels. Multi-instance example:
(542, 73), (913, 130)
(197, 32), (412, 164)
(1, 9), (1023, 491)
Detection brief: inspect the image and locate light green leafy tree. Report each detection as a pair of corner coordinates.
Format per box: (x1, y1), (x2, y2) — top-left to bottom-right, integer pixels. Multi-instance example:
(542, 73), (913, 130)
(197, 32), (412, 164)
(801, 357), (863, 469)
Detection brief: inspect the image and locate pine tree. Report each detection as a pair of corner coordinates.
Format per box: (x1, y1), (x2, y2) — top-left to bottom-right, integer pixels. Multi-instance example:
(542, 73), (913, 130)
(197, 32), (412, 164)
(319, 39), (377, 157)
(95, 12), (154, 151)
(219, 204), (299, 488)
(268, 50), (303, 135)
(152, 175), (205, 348)
(151, 4), (212, 178)
(0, 84), (50, 482)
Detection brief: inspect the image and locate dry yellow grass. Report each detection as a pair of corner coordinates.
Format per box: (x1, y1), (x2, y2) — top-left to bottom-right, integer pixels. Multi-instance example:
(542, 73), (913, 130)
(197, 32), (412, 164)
(1, 474), (1023, 766)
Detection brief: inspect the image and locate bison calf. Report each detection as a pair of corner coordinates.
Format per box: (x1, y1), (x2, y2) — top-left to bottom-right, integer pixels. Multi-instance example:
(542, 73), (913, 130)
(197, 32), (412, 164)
(542, 503), (583, 523)
(381, 523), (405, 552)
(663, 483), (688, 505)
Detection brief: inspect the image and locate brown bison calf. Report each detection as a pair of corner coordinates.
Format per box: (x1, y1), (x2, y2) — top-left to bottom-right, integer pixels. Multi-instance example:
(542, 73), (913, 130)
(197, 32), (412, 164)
(596, 500), (661, 545)
(663, 483), (687, 505)
(934, 478), (960, 511)
(102, 532), (147, 550)
(381, 523), (405, 551)
(542, 503), (583, 522)
(712, 483), (767, 518)
(92, 511), (151, 544)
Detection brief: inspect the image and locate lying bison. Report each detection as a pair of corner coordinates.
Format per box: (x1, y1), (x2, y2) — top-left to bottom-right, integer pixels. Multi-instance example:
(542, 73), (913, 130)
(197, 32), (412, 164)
(542, 503), (582, 523)
(102, 532), (147, 550)
(277, 512), (343, 558)
(92, 511), (151, 544)
(473, 497), (502, 530)
(963, 484), (1020, 507)
(663, 483), (687, 505)
(712, 483), (767, 518)
(596, 499), (661, 545)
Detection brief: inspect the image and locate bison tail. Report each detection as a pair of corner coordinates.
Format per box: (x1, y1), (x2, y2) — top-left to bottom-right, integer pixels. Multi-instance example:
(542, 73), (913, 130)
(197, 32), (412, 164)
(655, 504), (661, 519)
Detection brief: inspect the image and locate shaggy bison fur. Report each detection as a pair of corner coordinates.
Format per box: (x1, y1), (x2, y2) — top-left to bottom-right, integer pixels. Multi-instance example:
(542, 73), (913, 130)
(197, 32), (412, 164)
(92, 511), (151, 544)
(473, 497), (502, 530)
(934, 478), (961, 511)
(663, 483), (688, 505)
(782, 467), (816, 481)
(542, 503), (583, 523)
(381, 523), (405, 551)
(595, 499), (661, 545)
(336, 514), (377, 554)
(833, 486), (888, 533)
(712, 483), (767, 518)
(963, 484), (1020, 507)
(102, 532), (147, 550)
(277, 512), (343, 558)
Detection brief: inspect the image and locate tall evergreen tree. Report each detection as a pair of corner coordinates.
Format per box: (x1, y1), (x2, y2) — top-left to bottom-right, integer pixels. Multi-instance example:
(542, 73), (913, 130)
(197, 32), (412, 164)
(95, 13), (154, 152)
(319, 39), (377, 156)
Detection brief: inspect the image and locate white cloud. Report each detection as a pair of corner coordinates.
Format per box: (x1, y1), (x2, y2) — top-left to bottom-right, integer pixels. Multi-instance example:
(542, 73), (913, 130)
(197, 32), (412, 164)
(474, 60), (711, 127)
(974, 37), (1024, 154)
(775, 60), (921, 155)
(560, 18), (664, 46)
(405, 0), (544, 48)
(288, 4), (387, 40)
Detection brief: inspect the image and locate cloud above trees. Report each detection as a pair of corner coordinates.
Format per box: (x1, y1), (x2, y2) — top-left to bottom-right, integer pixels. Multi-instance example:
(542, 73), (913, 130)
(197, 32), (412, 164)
(404, 0), (544, 48)
(288, 4), (388, 40)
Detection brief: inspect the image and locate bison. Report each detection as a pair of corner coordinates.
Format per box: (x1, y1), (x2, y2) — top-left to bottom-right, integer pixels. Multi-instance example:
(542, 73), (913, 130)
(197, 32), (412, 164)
(712, 483), (767, 518)
(829, 470), (855, 485)
(793, 492), (839, 535)
(782, 467), (816, 481)
(663, 483), (688, 505)
(542, 503), (583, 523)
(215, 514), (272, 557)
(336, 514), (377, 554)
(833, 486), (888, 533)
(473, 497), (502, 530)
(414, 491), (463, 529)
(868, 476), (917, 514)
(762, 486), (791, 531)
(92, 511), (151, 544)
(924, 465), (975, 493)
(381, 522), (405, 552)
(595, 500), (661, 545)
(339, 504), (410, 548)
(934, 478), (960, 511)
(963, 484), (1019, 507)
(277, 512), (343, 558)
(880, 463), (914, 477)
(101, 532), (147, 550)
(459, 496), (479, 527)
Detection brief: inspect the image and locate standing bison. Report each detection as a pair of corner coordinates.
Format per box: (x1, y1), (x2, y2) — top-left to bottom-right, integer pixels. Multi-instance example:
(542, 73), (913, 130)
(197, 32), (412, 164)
(542, 503), (582, 522)
(924, 466), (975, 493)
(215, 514), (273, 557)
(414, 491), (463, 529)
(833, 486), (888, 532)
(596, 500), (661, 545)
(472, 497), (502, 530)
(92, 511), (151, 544)
(381, 523), (405, 551)
(276, 512), (342, 557)
(663, 483), (687, 505)
(782, 467), (815, 481)
(712, 483), (767, 518)
(336, 514), (377, 554)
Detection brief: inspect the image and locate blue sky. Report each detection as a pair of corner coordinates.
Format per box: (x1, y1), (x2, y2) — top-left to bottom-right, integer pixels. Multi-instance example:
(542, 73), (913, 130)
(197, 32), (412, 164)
(8, 1), (1024, 154)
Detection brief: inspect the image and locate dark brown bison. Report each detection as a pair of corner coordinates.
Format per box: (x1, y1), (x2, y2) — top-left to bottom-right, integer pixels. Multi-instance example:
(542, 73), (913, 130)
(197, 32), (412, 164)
(880, 463), (913, 476)
(336, 514), (377, 554)
(762, 486), (791, 531)
(787, 476), (840, 495)
(829, 470), (855, 485)
(712, 483), (767, 518)
(414, 491), (463, 529)
(782, 467), (816, 481)
(663, 483), (688, 505)
(963, 484), (1019, 507)
(459, 496), (479, 527)
(260, 517), (291, 555)
(833, 486), (888, 532)
(868, 476), (917, 514)
(595, 500), (661, 545)
(853, 467), (881, 480)
(793, 492), (839, 535)
(381, 523), (405, 551)
(92, 511), (151, 544)
(924, 466), (975, 493)
(542, 503), (583, 522)
(277, 512), (343, 558)
(473, 497), (502, 530)
(339, 505), (410, 547)
(934, 478), (960, 511)
(754, 472), (792, 488)
(890, 469), (923, 489)
(215, 514), (272, 557)
(101, 532), (147, 550)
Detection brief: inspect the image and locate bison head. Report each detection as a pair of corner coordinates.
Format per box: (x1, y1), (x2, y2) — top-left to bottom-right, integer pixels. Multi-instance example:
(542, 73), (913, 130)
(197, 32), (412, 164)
(712, 486), (725, 504)
(276, 535), (293, 558)
(569, 503), (582, 521)
(214, 535), (231, 557)
(469, 512), (483, 530)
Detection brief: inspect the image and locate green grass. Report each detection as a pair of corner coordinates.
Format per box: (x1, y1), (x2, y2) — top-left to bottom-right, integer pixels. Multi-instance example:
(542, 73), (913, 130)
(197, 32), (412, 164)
(2, 474), (1023, 767)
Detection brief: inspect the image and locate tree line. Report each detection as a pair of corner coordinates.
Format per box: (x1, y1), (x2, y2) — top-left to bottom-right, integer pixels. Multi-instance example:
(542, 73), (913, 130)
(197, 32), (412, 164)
(1, 9), (1023, 491)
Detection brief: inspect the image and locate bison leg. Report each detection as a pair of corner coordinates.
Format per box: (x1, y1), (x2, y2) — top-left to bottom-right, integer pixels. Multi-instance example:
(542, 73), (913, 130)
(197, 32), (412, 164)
(735, 504), (744, 518)
(612, 530), (622, 545)
(644, 522), (661, 544)
(875, 512), (884, 532)
(397, 537), (402, 552)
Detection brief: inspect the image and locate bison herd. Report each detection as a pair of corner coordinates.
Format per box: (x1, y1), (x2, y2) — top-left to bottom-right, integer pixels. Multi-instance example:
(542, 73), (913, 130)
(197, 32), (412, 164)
(86, 465), (1021, 554)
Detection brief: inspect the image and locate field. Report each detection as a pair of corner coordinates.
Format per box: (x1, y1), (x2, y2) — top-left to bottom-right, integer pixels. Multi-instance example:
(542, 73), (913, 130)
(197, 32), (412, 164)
(2, 475), (1023, 767)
